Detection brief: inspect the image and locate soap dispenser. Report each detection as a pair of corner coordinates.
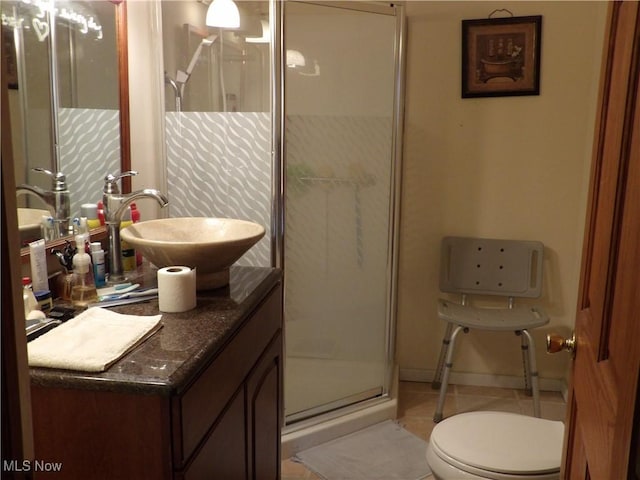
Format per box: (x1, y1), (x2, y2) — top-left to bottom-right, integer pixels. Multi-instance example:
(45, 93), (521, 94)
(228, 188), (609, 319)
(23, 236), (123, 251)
(70, 235), (98, 307)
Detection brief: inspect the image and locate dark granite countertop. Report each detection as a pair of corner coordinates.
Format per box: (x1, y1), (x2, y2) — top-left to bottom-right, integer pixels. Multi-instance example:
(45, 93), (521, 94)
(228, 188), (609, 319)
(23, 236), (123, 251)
(30, 266), (282, 396)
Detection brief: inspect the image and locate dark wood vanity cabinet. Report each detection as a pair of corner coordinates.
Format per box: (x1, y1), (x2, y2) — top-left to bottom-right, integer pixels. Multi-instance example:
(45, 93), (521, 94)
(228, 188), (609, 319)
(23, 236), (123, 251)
(182, 330), (282, 480)
(30, 279), (283, 480)
(177, 289), (283, 480)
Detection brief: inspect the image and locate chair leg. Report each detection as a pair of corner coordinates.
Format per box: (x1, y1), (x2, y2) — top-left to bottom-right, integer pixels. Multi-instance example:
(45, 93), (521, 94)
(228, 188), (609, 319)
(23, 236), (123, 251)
(521, 330), (541, 418)
(432, 323), (454, 390)
(433, 325), (464, 423)
(519, 331), (533, 396)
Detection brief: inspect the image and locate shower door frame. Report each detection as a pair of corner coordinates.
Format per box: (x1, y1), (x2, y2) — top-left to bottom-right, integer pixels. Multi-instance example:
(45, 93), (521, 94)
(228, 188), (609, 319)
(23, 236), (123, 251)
(274, 0), (406, 428)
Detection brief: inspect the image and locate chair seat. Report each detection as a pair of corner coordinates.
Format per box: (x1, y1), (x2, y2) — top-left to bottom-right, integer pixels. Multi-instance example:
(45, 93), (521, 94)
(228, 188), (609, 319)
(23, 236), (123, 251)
(438, 299), (549, 331)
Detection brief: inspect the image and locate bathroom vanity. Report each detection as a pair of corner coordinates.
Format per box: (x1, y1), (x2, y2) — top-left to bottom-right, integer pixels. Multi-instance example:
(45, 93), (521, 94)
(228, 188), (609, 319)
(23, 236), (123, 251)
(29, 267), (283, 479)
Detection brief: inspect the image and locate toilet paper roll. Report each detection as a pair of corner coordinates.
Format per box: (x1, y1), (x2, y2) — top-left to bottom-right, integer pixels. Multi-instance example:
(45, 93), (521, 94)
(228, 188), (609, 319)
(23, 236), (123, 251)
(157, 266), (197, 313)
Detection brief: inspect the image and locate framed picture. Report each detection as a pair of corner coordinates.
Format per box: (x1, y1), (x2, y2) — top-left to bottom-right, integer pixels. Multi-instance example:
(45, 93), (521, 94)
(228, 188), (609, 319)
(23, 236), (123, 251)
(462, 15), (542, 98)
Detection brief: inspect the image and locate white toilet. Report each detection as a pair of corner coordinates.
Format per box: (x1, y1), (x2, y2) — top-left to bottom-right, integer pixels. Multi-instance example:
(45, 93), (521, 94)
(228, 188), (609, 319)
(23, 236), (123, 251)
(426, 411), (564, 480)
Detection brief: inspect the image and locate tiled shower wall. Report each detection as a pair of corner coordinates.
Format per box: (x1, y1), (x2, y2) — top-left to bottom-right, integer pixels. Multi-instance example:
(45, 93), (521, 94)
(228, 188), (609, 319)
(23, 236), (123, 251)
(284, 114), (392, 363)
(165, 111), (272, 267)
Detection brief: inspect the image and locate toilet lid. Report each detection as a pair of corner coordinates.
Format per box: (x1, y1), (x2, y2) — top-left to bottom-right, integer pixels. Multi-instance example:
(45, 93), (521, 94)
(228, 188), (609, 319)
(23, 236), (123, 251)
(430, 412), (564, 475)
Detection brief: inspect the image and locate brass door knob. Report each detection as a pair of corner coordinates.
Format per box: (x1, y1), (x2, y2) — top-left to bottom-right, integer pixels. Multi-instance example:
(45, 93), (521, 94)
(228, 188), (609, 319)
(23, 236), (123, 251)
(546, 332), (576, 356)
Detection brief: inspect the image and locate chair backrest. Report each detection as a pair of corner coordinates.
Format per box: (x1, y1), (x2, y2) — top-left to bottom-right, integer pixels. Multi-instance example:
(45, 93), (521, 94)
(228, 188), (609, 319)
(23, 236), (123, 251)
(439, 236), (544, 298)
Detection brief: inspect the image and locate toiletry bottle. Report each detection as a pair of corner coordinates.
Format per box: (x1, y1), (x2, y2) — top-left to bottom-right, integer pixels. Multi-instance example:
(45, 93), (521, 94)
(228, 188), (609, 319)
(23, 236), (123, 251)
(90, 242), (107, 288)
(97, 201), (106, 226)
(130, 203), (143, 266)
(34, 290), (53, 315)
(79, 217), (89, 235)
(70, 235), (98, 307)
(22, 277), (39, 319)
(41, 215), (55, 241)
(29, 239), (49, 292)
(120, 207), (136, 271)
(81, 203), (101, 230)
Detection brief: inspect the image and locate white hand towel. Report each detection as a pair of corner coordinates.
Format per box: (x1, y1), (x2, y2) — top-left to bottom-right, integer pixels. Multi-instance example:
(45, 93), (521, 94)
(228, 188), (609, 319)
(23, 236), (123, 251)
(28, 307), (162, 372)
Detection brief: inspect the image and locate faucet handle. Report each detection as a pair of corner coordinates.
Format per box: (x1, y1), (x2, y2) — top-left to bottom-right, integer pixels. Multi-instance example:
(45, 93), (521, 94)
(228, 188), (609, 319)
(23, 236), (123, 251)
(33, 167), (67, 191)
(103, 171), (138, 194)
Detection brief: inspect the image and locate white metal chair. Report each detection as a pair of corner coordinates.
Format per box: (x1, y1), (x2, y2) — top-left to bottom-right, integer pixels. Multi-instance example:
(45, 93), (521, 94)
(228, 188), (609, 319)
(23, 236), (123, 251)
(432, 236), (549, 423)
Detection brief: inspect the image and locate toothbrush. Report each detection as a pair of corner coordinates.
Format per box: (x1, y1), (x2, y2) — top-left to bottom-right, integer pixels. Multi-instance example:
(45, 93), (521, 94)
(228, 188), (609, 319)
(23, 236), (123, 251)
(99, 287), (157, 302)
(118, 288), (158, 299)
(104, 288), (158, 301)
(88, 295), (157, 309)
(97, 283), (140, 300)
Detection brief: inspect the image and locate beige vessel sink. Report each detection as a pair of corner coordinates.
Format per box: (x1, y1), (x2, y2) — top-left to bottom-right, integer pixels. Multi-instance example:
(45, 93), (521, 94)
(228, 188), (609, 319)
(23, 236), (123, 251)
(120, 217), (265, 290)
(18, 208), (50, 246)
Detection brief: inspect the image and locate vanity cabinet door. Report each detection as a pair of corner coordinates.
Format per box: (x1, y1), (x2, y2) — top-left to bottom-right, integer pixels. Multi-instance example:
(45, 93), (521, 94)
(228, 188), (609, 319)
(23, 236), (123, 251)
(182, 388), (247, 480)
(31, 387), (173, 480)
(246, 332), (282, 480)
(183, 332), (282, 480)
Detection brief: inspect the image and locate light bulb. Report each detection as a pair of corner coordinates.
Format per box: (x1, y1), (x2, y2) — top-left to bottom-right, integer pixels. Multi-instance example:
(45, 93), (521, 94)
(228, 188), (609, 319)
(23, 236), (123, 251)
(206, 0), (240, 29)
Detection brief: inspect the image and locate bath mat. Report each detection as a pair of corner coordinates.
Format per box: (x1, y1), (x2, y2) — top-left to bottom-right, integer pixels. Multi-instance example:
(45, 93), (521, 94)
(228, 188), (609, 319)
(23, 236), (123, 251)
(293, 420), (432, 480)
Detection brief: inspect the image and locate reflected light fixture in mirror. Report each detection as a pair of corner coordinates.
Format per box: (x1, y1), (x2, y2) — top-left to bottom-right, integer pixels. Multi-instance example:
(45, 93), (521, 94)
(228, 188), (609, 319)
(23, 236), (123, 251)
(286, 50), (306, 68)
(206, 0), (240, 28)
(246, 20), (269, 44)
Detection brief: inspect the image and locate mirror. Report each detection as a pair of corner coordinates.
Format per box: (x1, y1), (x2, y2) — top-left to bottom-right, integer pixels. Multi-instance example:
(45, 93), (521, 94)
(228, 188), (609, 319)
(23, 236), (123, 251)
(2, 0), (130, 248)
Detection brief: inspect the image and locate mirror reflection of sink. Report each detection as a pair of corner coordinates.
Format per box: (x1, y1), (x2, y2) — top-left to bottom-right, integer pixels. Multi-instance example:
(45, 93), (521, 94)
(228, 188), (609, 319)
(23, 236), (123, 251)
(18, 208), (50, 247)
(120, 217), (266, 290)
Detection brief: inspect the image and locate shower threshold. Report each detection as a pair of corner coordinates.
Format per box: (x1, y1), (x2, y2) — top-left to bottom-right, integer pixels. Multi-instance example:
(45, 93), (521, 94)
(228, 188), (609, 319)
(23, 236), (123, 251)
(281, 392), (397, 459)
(285, 387), (383, 425)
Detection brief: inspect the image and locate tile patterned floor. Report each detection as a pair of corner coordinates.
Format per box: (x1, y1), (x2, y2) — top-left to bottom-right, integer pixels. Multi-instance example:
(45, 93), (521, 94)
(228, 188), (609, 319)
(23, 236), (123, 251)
(281, 381), (567, 480)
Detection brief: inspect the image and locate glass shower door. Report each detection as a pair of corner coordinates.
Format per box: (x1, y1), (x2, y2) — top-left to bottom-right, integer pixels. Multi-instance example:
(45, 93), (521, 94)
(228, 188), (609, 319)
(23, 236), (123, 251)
(284, 2), (401, 422)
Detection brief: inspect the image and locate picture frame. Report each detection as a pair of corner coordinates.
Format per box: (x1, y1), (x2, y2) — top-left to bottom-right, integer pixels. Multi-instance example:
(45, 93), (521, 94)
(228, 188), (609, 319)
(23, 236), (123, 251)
(461, 15), (542, 98)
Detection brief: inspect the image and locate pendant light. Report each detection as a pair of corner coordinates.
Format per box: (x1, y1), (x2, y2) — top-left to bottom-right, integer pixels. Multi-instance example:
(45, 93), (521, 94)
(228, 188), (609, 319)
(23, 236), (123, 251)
(206, 0), (240, 29)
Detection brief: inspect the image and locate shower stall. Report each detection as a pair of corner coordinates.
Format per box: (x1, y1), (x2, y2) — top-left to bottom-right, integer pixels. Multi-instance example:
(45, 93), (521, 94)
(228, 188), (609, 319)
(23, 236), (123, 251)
(158, 0), (404, 442)
(282, 2), (404, 428)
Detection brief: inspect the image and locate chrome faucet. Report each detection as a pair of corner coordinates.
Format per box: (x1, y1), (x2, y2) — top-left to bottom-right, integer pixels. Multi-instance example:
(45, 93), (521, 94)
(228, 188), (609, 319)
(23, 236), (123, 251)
(102, 171), (169, 282)
(16, 168), (71, 239)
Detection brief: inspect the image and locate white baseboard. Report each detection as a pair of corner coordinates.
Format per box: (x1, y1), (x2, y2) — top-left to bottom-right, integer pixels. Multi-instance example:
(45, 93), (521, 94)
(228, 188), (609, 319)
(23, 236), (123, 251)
(399, 367), (569, 401)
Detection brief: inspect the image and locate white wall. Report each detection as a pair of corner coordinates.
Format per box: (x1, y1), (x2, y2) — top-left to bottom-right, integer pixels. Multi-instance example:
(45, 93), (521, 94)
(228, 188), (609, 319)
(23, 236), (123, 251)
(396, 1), (607, 385)
(127, 0), (166, 221)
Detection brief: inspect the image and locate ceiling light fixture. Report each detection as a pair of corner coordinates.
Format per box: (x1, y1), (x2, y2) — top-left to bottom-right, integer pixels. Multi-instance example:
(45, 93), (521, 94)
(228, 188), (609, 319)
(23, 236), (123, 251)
(206, 0), (240, 29)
